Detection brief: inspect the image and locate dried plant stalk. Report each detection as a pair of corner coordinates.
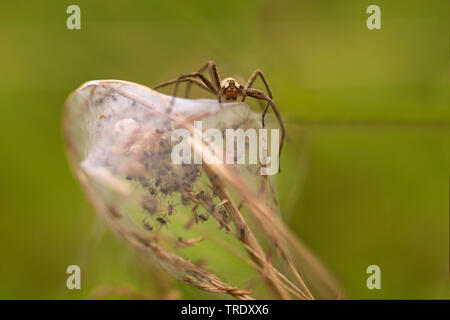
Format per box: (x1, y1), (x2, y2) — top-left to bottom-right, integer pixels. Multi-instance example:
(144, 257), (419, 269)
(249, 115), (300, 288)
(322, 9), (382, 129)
(202, 164), (289, 299)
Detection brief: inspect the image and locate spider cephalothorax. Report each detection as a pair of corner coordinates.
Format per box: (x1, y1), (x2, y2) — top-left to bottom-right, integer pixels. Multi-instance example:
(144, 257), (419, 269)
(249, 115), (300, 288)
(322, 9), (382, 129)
(220, 78), (244, 101)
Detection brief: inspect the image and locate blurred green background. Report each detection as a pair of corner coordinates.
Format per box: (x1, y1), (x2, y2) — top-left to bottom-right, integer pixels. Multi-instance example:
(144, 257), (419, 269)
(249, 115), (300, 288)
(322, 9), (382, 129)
(0, 0), (448, 299)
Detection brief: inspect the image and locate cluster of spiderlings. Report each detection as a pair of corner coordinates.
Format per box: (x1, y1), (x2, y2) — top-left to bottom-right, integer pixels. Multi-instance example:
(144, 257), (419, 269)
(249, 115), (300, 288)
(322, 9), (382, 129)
(114, 122), (228, 235)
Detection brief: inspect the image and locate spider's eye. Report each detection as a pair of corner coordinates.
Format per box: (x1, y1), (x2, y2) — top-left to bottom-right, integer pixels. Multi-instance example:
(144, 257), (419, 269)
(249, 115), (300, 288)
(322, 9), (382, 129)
(239, 85), (244, 90)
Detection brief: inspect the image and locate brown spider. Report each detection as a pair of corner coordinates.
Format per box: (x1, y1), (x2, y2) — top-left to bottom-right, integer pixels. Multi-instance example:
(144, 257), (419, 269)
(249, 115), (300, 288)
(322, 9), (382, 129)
(198, 213), (209, 222)
(153, 61), (286, 169)
(167, 200), (179, 216)
(156, 215), (169, 230)
(142, 218), (154, 231)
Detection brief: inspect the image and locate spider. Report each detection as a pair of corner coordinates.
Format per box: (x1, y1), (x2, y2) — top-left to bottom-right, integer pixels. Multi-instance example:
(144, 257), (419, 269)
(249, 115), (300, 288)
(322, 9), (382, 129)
(166, 200), (179, 216)
(198, 213), (209, 222)
(153, 61), (286, 169)
(142, 218), (154, 231)
(156, 215), (169, 230)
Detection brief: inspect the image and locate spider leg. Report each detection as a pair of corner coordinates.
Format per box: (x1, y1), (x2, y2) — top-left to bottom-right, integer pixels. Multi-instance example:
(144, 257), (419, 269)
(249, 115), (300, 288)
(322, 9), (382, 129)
(153, 72), (218, 113)
(184, 62), (209, 98)
(154, 72), (216, 94)
(244, 69), (273, 99)
(184, 61), (222, 103)
(253, 99), (270, 127)
(206, 61), (222, 94)
(154, 78), (215, 95)
(243, 70), (273, 128)
(244, 88), (286, 172)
